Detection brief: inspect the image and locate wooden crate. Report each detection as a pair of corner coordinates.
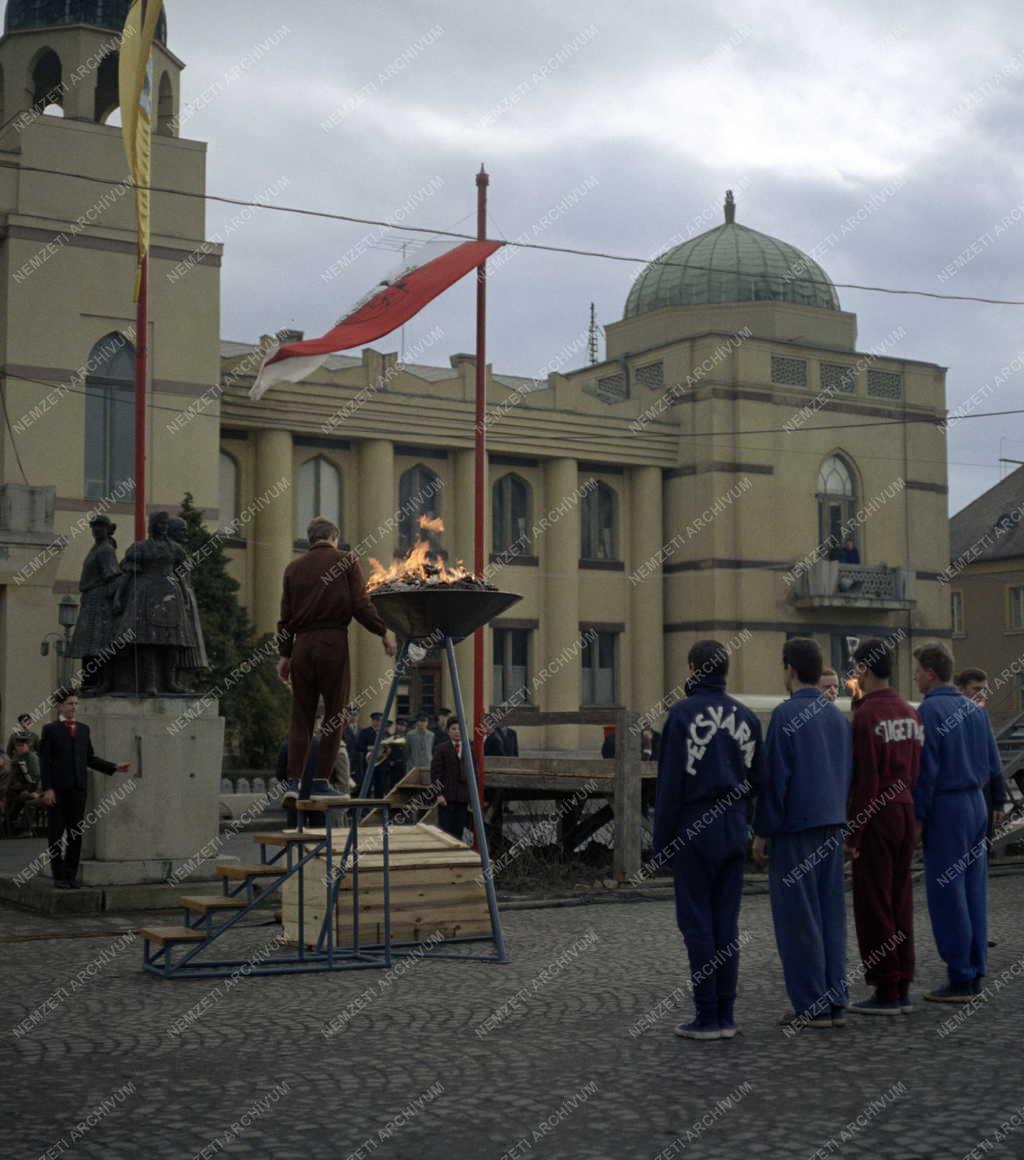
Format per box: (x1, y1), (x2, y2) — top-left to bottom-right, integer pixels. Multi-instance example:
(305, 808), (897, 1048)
(281, 823), (491, 947)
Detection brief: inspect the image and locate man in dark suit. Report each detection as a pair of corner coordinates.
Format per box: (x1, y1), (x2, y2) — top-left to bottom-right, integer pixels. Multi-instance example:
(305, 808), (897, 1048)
(40, 689), (131, 889)
(430, 718), (470, 841)
(432, 708), (452, 746)
(484, 722), (519, 757)
(343, 705), (361, 778)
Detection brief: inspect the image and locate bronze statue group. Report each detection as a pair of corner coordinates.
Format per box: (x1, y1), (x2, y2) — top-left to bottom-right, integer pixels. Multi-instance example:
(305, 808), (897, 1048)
(653, 635), (1005, 1038)
(71, 510), (208, 697)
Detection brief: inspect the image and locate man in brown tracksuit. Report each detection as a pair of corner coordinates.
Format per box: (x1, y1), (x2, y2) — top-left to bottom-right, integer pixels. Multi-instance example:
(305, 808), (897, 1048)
(276, 517), (396, 802)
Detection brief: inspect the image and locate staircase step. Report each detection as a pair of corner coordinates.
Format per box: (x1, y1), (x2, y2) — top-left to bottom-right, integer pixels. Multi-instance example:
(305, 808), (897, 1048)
(296, 797), (391, 811)
(139, 925), (207, 946)
(251, 831), (328, 847)
(179, 895), (250, 914)
(216, 863), (287, 880)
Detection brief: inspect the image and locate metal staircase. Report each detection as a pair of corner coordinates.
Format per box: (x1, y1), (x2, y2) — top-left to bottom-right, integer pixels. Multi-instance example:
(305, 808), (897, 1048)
(139, 797), (396, 979)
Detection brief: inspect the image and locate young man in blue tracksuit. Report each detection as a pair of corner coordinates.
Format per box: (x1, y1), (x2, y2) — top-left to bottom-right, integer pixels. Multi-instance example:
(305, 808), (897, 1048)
(654, 639), (764, 1041)
(913, 643), (1006, 1002)
(753, 637), (852, 1028)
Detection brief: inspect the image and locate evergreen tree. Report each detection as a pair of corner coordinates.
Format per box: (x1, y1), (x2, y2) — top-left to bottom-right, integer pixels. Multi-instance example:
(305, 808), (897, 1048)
(177, 493), (289, 767)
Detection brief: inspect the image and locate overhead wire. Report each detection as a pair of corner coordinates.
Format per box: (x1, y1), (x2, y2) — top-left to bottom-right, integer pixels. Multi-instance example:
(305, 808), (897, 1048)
(7, 159), (1024, 308)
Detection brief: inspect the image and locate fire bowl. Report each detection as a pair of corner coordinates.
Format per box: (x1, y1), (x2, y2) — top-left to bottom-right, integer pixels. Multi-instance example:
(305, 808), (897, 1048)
(370, 588), (522, 643)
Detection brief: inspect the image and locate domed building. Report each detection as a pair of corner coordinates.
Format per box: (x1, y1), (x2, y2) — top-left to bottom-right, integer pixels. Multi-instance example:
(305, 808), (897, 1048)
(0, 0), (951, 749)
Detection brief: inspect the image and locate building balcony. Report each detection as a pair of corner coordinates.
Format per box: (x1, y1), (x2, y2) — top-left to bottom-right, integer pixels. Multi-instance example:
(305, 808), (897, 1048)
(788, 560), (915, 611)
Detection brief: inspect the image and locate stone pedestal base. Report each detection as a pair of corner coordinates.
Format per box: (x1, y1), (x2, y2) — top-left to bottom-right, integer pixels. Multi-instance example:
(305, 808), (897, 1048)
(76, 696), (225, 885)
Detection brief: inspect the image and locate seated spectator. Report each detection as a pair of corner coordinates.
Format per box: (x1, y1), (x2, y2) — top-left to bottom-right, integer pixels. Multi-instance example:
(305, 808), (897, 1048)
(7, 714), (40, 756)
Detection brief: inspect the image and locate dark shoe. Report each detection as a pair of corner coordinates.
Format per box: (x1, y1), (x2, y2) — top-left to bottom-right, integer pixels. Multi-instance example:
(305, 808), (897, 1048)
(674, 1018), (722, 1040)
(899, 995), (914, 1012)
(830, 1006), (848, 1026)
(924, 983), (974, 1004)
(67, 879), (81, 890)
(970, 977), (984, 996)
(310, 778), (344, 798)
(803, 1015), (834, 1030)
(718, 1019), (738, 1039)
(988, 939), (997, 948)
(849, 997), (903, 1016)
(54, 880), (71, 890)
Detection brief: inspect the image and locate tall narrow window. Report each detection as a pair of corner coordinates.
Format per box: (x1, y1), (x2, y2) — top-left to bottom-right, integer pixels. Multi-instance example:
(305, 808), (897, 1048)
(816, 454), (858, 555)
(84, 332), (135, 500)
(399, 464), (441, 550)
(157, 72), (176, 136)
(951, 591), (964, 636)
(582, 631), (617, 705)
(1009, 586), (1024, 631)
(219, 451), (239, 532)
(493, 473), (530, 554)
(30, 48), (62, 114)
(581, 481), (618, 561)
(296, 456), (341, 539)
(493, 628), (530, 706)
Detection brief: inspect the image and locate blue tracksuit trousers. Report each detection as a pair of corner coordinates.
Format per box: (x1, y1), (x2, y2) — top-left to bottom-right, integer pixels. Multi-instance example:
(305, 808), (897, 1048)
(923, 788), (988, 984)
(672, 809), (747, 1021)
(769, 825), (847, 1018)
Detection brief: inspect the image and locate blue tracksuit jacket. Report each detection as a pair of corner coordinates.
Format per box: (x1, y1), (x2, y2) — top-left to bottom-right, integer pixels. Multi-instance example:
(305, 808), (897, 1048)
(913, 685), (1006, 820)
(654, 675), (764, 859)
(753, 687), (852, 837)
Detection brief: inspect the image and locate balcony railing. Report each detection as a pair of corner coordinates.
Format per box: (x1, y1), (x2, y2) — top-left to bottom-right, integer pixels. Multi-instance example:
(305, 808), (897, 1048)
(789, 560), (915, 610)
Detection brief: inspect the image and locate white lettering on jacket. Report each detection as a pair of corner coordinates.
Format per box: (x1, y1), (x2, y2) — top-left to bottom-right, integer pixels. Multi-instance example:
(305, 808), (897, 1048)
(686, 705), (756, 775)
(874, 717), (924, 744)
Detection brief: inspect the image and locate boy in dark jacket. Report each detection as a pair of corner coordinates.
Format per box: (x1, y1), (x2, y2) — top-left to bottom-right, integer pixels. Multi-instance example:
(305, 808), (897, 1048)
(846, 637), (922, 1015)
(913, 643), (1005, 1002)
(654, 640), (764, 1041)
(753, 637), (851, 1028)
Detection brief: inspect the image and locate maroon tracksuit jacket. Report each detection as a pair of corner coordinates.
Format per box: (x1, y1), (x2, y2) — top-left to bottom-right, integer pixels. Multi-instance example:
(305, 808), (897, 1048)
(849, 688), (922, 998)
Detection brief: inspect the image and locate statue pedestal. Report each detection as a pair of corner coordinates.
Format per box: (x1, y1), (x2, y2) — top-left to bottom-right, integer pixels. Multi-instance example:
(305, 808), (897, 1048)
(77, 696), (225, 886)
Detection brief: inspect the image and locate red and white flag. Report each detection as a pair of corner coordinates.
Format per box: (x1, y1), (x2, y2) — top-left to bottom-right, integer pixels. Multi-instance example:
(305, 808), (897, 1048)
(249, 238), (503, 400)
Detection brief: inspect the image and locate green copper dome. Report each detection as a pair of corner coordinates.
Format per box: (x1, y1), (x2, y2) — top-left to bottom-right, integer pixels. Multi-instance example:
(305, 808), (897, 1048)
(624, 191), (840, 318)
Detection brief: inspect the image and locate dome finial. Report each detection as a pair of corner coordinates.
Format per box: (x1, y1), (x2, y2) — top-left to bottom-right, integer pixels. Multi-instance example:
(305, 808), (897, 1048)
(724, 190), (736, 224)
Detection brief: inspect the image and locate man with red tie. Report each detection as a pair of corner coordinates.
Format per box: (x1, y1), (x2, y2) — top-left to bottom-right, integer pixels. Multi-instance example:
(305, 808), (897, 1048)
(39, 689), (131, 889)
(429, 718), (470, 840)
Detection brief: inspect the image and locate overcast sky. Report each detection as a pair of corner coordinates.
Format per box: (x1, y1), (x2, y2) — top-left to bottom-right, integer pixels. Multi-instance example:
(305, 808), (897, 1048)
(168, 0), (1024, 514)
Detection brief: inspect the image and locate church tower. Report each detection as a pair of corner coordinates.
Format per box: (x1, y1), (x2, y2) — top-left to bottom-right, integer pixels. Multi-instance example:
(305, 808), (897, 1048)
(0, 1), (222, 719)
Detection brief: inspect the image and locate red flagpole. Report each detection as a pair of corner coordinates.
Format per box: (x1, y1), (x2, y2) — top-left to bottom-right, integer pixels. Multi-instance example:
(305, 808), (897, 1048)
(133, 0), (149, 543)
(473, 165), (488, 824)
(134, 252), (149, 542)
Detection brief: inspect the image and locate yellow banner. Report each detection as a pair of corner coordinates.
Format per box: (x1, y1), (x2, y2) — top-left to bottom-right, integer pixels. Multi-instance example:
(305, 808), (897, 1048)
(119, 0), (164, 298)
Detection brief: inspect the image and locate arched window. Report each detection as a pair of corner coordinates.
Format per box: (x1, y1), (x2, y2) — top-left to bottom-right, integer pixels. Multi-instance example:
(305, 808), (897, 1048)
(493, 473), (530, 554)
(30, 48), (62, 114)
(399, 464), (441, 550)
(94, 52), (118, 123)
(157, 72), (176, 136)
(581, 480), (618, 561)
(84, 332), (135, 500)
(817, 453), (858, 555)
(296, 456), (341, 540)
(219, 451), (239, 532)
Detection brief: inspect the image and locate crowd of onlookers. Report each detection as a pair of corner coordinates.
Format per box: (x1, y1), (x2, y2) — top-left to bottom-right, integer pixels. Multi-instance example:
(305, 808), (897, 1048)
(0, 713), (44, 837)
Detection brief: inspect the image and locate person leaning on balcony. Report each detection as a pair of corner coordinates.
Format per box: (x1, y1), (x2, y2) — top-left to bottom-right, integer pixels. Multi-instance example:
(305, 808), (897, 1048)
(276, 516), (397, 811)
(842, 536), (861, 564)
(914, 644), (1005, 1003)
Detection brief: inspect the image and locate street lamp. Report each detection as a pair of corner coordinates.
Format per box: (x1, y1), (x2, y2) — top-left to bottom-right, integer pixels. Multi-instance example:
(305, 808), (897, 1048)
(41, 596), (79, 690)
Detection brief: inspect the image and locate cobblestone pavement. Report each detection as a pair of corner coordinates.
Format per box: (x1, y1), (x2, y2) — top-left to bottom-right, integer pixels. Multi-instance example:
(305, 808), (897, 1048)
(4, 874), (1024, 1160)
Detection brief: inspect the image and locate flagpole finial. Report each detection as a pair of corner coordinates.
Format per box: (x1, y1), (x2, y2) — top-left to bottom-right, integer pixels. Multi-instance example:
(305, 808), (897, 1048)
(477, 164), (489, 188)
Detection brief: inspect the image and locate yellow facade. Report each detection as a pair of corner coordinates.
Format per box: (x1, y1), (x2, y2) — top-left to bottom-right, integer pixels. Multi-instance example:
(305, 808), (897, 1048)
(0, 14), (951, 752)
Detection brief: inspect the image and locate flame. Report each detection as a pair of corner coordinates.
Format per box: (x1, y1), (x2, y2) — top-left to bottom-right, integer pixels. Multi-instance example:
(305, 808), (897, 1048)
(366, 515), (476, 591)
(845, 676), (860, 699)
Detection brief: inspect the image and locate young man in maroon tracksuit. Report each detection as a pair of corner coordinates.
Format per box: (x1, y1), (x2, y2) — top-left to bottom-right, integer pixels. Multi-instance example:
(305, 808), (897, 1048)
(846, 637), (922, 1015)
